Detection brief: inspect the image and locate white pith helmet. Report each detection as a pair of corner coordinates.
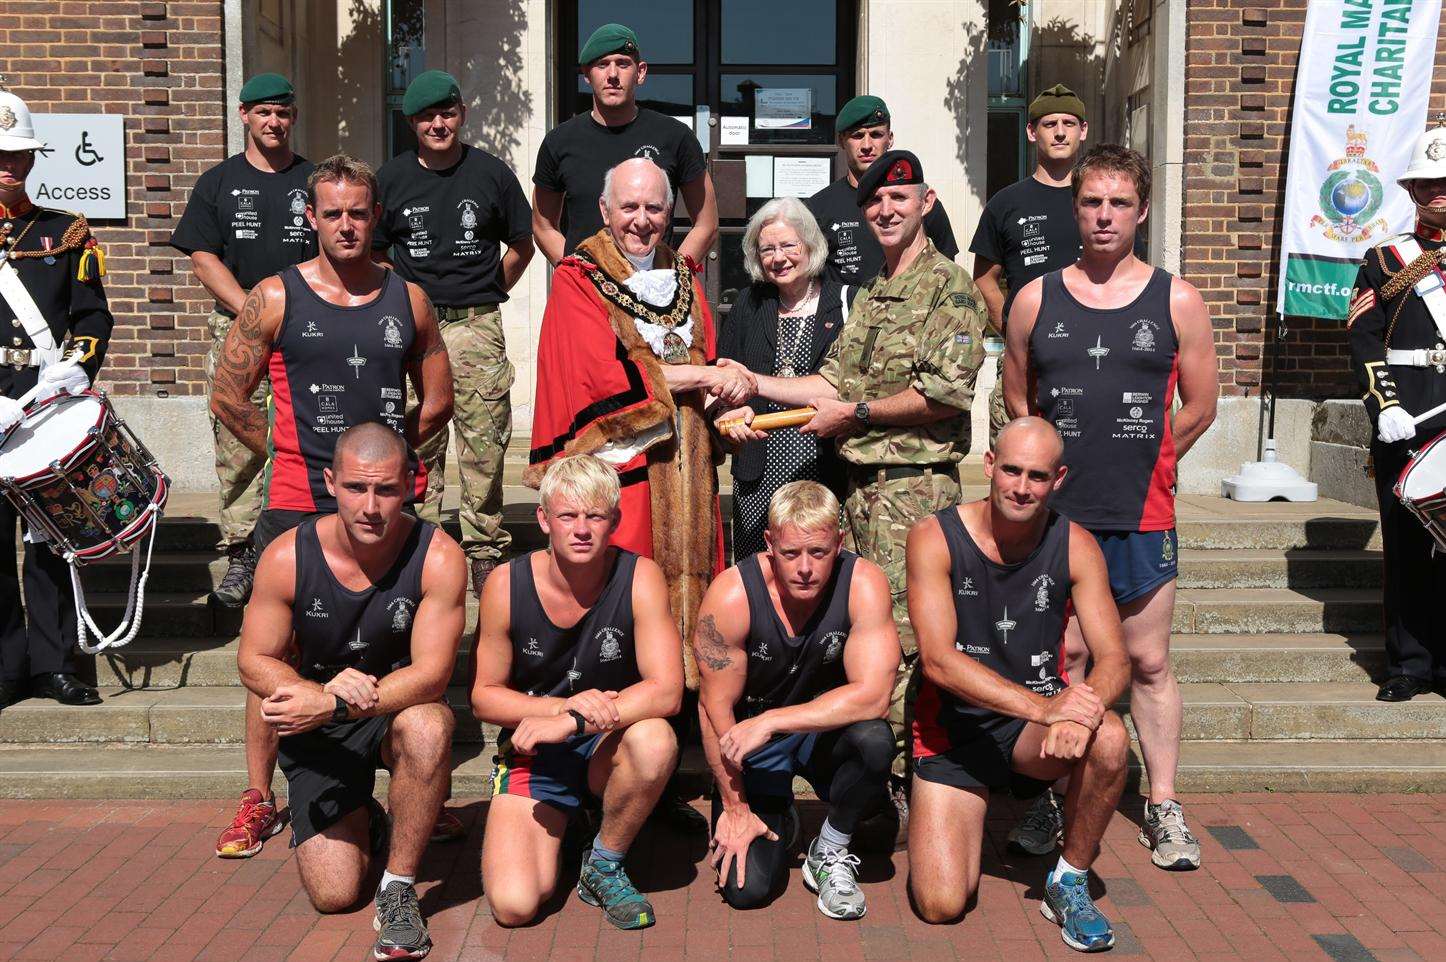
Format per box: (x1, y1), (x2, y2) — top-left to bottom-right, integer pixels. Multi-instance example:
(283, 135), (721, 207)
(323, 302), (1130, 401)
(1398, 122), (1446, 186)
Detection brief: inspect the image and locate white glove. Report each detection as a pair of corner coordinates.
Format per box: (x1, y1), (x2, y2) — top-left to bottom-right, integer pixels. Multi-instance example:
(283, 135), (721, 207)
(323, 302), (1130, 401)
(1378, 405), (1417, 444)
(35, 358), (89, 402)
(0, 396), (21, 433)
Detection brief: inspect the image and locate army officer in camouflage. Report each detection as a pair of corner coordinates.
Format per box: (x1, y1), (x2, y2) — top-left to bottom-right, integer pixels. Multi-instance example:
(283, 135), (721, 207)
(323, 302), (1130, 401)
(720, 150), (988, 823)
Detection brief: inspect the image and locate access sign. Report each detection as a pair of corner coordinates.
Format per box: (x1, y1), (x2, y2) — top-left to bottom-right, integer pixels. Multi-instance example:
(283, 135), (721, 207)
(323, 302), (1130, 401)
(30, 114), (126, 220)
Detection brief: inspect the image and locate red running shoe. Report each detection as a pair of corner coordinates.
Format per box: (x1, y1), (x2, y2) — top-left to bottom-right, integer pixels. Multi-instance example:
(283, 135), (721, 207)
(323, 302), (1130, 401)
(215, 788), (287, 858)
(429, 808), (465, 843)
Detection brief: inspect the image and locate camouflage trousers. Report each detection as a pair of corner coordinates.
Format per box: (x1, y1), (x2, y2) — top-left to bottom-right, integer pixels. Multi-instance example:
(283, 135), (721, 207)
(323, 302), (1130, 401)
(843, 467), (962, 778)
(204, 310), (268, 551)
(988, 353), (1008, 446)
(413, 304), (514, 563)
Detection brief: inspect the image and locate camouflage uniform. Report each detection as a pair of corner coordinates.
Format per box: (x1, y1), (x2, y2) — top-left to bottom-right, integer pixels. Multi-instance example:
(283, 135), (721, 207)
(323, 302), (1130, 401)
(818, 240), (988, 775)
(413, 303), (514, 564)
(203, 310), (268, 550)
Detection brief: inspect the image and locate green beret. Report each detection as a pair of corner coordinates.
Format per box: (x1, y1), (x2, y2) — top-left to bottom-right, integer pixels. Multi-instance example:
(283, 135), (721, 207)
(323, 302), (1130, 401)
(837, 95), (889, 134)
(856, 150), (923, 206)
(239, 73), (294, 106)
(1029, 84), (1086, 123)
(579, 23), (641, 66)
(403, 70), (463, 117)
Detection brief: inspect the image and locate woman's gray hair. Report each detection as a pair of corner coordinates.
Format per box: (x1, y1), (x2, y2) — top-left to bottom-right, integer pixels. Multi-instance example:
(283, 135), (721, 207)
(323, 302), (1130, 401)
(742, 197), (828, 284)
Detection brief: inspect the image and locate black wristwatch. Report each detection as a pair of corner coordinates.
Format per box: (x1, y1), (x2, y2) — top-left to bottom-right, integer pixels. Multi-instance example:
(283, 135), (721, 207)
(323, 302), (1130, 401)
(331, 694), (350, 723)
(567, 708), (587, 736)
(854, 401), (871, 427)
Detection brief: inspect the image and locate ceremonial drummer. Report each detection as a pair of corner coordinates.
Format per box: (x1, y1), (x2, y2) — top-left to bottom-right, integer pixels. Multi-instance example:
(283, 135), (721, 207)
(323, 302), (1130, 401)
(1348, 122), (1446, 703)
(0, 88), (114, 711)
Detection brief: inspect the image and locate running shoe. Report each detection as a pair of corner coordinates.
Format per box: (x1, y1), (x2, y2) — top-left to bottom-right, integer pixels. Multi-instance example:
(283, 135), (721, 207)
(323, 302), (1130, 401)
(1008, 791), (1064, 856)
(1041, 870), (1115, 952)
(576, 849), (655, 929)
(429, 808), (465, 843)
(214, 788), (286, 858)
(802, 836), (867, 920)
(1138, 799), (1201, 870)
(373, 879), (431, 960)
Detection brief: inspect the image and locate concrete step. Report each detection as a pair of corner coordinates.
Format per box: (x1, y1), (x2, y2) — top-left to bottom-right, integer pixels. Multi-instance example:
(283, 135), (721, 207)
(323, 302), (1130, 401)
(9, 681), (1439, 747)
(0, 686), (496, 746)
(1173, 588), (1381, 634)
(1174, 549), (1380, 589)
(77, 546), (1384, 595)
(1170, 633), (1384, 684)
(95, 631), (1386, 690)
(3, 737), (1444, 799)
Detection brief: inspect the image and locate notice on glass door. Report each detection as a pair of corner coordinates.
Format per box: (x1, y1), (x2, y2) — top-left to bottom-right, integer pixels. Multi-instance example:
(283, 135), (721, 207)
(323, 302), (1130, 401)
(773, 156), (831, 198)
(720, 116), (750, 145)
(755, 88), (812, 130)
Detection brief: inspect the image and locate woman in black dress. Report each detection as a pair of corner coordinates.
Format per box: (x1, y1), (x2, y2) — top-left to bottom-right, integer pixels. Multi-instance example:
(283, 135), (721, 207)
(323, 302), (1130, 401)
(716, 197), (847, 559)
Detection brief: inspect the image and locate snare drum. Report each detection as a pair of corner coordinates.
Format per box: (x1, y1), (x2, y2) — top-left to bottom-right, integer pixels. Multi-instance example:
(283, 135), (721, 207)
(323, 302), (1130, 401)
(1395, 429), (1446, 551)
(0, 391), (168, 564)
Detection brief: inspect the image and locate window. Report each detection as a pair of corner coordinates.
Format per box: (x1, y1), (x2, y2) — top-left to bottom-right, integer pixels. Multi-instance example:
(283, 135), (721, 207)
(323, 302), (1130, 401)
(385, 0), (426, 157)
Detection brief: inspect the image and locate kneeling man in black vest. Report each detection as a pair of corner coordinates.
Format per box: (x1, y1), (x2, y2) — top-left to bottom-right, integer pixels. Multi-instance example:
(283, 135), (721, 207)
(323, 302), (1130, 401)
(906, 417), (1130, 952)
(237, 422), (467, 962)
(471, 454), (683, 930)
(695, 481), (898, 919)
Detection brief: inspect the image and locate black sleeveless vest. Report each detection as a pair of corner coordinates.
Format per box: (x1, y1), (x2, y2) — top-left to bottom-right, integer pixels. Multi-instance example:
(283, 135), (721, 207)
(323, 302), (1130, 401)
(738, 550), (857, 719)
(506, 548), (642, 699)
(291, 517), (435, 684)
(265, 265), (420, 513)
(922, 507), (1071, 742)
(1029, 267), (1179, 531)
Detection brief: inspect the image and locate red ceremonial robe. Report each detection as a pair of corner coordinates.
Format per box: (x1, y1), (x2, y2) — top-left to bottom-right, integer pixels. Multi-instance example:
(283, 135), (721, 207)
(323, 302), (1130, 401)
(526, 230), (725, 686)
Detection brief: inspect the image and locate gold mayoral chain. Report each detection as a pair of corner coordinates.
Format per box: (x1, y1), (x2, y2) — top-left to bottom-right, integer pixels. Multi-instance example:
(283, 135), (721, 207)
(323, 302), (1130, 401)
(573, 249), (696, 363)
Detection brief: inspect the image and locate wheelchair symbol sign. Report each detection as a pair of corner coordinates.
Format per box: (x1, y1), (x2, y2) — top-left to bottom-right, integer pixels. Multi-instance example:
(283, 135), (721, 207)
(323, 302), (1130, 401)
(75, 131), (103, 167)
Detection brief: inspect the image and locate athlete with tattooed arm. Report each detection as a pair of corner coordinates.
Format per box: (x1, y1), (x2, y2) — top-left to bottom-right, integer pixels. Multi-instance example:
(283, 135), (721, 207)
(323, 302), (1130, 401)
(209, 152), (455, 868)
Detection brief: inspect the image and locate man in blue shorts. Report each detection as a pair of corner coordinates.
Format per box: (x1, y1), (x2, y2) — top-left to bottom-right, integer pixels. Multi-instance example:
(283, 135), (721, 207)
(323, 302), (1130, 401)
(694, 481), (899, 919)
(470, 454), (684, 929)
(1003, 146), (1218, 869)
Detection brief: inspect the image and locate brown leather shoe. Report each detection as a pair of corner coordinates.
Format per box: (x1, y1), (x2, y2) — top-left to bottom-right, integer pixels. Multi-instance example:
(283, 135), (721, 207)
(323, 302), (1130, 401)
(470, 558), (498, 596)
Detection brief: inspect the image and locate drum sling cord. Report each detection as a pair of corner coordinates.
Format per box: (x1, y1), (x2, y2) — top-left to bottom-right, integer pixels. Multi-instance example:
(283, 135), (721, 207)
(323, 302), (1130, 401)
(68, 514), (158, 654)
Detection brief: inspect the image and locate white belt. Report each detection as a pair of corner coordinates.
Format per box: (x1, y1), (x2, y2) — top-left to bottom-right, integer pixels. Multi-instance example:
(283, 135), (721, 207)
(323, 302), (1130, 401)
(0, 256), (56, 352)
(1387, 348), (1446, 368)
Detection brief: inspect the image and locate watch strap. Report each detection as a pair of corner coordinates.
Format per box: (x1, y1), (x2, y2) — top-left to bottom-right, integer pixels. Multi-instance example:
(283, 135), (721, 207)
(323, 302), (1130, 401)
(567, 708), (587, 736)
(332, 694), (349, 722)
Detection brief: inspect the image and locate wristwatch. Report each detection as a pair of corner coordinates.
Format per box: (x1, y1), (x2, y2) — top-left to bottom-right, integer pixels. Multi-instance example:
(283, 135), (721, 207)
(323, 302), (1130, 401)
(331, 694), (350, 723)
(567, 709), (587, 736)
(854, 401), (871, 427)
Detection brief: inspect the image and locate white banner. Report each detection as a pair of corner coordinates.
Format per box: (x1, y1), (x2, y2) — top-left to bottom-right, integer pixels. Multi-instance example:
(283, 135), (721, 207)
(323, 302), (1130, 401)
(1275, 0), (1440, 319)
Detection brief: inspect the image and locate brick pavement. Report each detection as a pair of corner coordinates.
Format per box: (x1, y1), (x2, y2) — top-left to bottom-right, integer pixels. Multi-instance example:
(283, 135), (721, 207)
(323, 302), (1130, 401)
(1, 793), (1444, 961)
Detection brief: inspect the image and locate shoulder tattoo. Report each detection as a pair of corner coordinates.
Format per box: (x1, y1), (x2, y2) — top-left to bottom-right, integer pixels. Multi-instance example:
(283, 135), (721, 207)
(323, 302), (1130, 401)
(214, 285), (270, 398)
(694, 613), (734, 671)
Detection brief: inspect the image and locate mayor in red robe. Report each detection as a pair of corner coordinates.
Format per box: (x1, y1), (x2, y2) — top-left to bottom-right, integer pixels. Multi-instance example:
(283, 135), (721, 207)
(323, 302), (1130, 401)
(526, 159), (748, 686)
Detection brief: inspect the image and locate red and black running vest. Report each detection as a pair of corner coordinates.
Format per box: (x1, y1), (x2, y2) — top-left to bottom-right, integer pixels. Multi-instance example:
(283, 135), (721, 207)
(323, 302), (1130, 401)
(506, 548), (642, 700)
(291, 516), (435, 684)
(737, 550), (857, 719)
(264, 265), (427, 512)
(1029, 267), (1179, 531)
(914, 507), (1071, 756)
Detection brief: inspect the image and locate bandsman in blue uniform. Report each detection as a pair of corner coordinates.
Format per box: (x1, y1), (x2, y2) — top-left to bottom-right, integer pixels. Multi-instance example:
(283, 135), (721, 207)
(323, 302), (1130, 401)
(0, 88), (114, 710)
(1349, 122), (1446, 703)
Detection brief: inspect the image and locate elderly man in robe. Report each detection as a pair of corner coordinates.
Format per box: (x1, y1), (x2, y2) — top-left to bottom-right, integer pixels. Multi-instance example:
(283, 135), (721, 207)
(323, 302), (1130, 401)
(528, 157), (752, 686)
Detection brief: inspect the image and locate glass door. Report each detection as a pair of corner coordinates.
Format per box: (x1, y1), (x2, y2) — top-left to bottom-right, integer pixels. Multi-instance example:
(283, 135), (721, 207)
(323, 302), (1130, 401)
(559, 0), (858, 313)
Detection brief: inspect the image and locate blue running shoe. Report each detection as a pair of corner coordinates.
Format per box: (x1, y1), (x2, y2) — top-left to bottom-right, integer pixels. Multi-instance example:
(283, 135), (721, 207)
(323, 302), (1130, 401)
(1041, 870), (1115, 952)
(576, 849), (656, 929)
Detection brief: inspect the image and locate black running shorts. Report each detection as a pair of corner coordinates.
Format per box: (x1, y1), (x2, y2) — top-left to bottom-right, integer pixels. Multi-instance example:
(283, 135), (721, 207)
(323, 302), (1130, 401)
(277, 714), (392, 847)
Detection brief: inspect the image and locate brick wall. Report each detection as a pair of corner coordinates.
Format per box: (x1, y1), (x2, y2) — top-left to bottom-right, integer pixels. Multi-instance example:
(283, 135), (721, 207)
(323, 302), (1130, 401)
(1184, 2), (1446, 399)
(2, 1), (224, 397)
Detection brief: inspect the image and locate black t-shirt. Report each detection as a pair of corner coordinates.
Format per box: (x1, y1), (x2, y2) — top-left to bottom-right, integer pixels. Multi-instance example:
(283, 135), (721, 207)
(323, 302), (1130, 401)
(805, 176), (960, 287)
(534, 108), (707, 255)
(374, 146), (533, 307)
(169, 153), (317, 306)
(968, 177), (1083, 320)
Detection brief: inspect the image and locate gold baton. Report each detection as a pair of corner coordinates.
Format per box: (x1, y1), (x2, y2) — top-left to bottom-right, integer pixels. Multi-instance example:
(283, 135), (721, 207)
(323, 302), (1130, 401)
(717, 406), (817, 431)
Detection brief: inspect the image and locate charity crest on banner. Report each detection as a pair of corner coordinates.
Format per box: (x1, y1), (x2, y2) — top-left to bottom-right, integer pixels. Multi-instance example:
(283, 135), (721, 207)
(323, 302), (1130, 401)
(1276, 0), (1441, 319)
